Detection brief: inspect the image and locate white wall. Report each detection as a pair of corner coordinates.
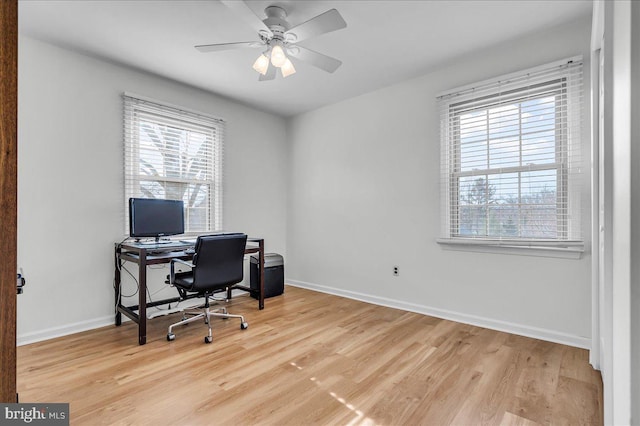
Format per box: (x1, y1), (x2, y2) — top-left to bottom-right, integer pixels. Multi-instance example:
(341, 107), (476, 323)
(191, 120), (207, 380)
(286, 16), (593, 347)
(17, 36), (288, 344)
(17, 16), (596, 350)
(631, 1), (640, 420)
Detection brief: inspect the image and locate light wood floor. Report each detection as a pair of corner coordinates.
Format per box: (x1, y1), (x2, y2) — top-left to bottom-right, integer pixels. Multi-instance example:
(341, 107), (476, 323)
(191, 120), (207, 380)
(17, 286), (602, 425)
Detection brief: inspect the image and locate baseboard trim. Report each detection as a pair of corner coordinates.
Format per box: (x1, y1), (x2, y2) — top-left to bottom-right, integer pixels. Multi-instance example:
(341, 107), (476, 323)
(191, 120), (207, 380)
(18, 284), (590, 349)
(17, 289), (252, 346)
(286, 279), (590, 350)
(17, 315), (115, 346)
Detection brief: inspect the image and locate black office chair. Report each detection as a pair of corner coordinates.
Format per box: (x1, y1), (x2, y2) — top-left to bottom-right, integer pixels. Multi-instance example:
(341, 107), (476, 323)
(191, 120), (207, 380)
(166, 233), (249, 344)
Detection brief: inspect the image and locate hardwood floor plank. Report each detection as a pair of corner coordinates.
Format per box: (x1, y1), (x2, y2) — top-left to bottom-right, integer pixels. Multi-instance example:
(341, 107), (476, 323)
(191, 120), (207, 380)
(559, 345), (603, 385)
(550, 376), (603, 425)
(17, 286), (603, 425)
(330, 342), (440, 425)
(499, 411), (542, 426)
(450, 346), (521, 425)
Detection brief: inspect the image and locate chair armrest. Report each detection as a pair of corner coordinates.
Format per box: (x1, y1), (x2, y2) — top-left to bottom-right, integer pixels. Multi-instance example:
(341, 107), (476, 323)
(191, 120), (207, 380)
(169, 258), (194, 285)
(172, 258), (194, 268)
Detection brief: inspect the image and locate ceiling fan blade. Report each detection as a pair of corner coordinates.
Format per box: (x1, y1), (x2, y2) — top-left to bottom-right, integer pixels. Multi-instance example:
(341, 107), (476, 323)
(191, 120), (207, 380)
(195, 41), (262, 53)
(288, 46), (342, 73)
(221, 0), (273, 38)
(284, 9), (346, 43)
(259, 65), (277, 81)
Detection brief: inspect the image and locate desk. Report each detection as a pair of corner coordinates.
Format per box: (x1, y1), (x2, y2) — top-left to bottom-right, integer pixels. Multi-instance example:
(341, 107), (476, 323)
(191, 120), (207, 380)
(114, 237), (264, 345)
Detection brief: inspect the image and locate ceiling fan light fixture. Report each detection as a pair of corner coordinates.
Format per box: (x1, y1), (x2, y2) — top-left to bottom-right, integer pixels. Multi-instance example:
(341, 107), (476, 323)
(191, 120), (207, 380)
(201, 2), (347, 81)
(280, 58), (296, 78)
(270, 44), (287, 68)
(252, 53), (270, 75)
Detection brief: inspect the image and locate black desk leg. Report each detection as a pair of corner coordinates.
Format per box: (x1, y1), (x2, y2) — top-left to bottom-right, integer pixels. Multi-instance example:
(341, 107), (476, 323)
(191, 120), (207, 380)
(114, 246), (122, 326)
(259, 239), (264, 310)
(138, 248), (147, 345)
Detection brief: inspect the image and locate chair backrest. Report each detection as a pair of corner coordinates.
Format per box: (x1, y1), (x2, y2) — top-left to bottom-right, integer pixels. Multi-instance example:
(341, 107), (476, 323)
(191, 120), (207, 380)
(191, 233), (248, 292)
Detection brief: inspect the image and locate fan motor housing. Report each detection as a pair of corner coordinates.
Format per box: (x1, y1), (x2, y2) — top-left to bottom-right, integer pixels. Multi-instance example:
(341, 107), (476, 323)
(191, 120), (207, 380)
(263, 5), (289, 37)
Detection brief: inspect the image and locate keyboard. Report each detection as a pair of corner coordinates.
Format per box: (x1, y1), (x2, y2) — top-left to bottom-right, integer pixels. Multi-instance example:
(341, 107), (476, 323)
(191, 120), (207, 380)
(137, 240), (173, 246)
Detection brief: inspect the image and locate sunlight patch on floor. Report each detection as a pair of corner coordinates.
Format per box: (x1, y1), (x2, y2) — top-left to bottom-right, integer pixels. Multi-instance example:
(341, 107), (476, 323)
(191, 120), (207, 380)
(307, 372), (376, 425)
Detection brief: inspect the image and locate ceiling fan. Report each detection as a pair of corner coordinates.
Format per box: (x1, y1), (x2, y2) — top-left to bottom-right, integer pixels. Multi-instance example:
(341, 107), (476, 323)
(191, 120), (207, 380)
(195, 1), (347, 80)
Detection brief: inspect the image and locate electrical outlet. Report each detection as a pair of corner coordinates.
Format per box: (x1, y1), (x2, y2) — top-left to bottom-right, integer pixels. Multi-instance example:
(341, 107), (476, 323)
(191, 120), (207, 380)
(393, 266), (399, 276)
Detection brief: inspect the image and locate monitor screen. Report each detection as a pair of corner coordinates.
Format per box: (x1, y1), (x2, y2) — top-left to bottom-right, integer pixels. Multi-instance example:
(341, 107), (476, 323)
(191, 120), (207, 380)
(129, 198), (184, 239)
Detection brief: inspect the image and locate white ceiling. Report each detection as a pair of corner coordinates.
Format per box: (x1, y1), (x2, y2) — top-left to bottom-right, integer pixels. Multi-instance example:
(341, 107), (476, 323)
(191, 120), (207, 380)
(19, 0), (592, 117)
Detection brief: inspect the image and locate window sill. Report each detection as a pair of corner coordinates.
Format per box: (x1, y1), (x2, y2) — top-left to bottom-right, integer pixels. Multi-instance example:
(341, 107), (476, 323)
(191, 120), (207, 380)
(436, 238), (584, 259)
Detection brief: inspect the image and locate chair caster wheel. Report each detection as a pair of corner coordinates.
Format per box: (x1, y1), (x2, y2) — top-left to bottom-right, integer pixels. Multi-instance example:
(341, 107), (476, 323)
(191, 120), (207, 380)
(167, 333), (175, 341)
(241, 322), (248, 330)
(204, 336), (212, 344)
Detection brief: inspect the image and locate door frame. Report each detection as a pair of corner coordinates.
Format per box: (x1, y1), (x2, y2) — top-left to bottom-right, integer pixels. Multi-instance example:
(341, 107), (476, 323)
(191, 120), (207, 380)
(0, 0), (18, 403)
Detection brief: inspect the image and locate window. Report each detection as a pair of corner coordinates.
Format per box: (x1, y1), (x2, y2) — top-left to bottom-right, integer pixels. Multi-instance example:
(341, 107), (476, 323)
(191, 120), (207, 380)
(438, 58), (583, 249)
(123, 94), (224, 234)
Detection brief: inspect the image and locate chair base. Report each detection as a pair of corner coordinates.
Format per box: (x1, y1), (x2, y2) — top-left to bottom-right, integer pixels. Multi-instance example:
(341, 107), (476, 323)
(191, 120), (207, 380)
(166, 302), (248, 343)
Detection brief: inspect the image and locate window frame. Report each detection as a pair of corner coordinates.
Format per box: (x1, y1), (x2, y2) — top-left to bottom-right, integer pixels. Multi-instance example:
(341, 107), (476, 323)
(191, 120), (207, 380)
(123, 93), (224, 237)
(437, 58), (585, 257)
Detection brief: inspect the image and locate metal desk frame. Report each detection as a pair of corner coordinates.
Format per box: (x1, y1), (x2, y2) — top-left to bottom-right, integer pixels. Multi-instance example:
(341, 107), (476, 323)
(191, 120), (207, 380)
(114, 237), (265, 345)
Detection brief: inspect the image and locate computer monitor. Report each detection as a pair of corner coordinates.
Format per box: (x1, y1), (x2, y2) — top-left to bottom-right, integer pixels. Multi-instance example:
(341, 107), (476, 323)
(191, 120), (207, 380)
(129, 198), (184, 242)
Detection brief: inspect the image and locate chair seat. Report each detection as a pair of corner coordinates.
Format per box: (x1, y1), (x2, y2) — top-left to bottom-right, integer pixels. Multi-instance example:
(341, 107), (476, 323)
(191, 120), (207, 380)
(172, 272), (194, 291)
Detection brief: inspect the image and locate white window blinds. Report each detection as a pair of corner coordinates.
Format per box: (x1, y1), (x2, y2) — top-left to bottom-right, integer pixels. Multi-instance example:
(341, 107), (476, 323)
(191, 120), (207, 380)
(438, 58), (583, 245)
(123, 94), (224, 235)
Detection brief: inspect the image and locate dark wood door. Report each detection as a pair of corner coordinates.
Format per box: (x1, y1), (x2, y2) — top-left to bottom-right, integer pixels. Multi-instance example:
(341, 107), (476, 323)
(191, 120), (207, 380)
(0, 0), (18, 403)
